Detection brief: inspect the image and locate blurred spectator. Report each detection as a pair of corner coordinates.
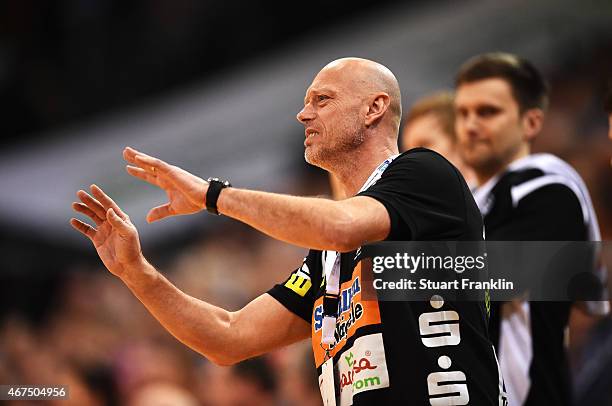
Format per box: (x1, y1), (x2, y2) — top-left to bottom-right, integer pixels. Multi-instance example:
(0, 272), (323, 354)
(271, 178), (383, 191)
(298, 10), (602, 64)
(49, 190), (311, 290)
(606, 80), (612, 142)
(570, 81), (612, 406)
(0, 228), (316, 405)
(401, 91), (476, 184)
(273, 343), (322, 406)
(127, 381), (200, 406)
(199, 356), (277, 406)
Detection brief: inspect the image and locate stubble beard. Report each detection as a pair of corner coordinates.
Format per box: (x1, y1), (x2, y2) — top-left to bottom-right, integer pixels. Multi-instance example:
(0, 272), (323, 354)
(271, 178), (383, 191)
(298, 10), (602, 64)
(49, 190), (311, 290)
(461, 140), (524, 184)
(461, 145), (503, 183)
(305, 124), (365, 172)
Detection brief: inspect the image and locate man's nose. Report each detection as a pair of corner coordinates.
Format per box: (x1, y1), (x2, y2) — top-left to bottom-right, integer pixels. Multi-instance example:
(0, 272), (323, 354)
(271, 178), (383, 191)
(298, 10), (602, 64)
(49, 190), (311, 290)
(297, 105), (315, 124)
(463, 113), (480, 135)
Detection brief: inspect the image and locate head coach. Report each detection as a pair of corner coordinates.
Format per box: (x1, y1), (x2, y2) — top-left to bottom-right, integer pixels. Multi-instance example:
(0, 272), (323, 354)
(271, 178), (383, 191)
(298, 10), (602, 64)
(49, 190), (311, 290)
(72, 58), (505, 405)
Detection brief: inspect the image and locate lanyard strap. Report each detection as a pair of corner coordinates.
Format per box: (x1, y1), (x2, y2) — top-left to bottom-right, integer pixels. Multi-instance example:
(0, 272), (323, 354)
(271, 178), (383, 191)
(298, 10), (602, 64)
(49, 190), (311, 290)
(320, 154), (399, 347)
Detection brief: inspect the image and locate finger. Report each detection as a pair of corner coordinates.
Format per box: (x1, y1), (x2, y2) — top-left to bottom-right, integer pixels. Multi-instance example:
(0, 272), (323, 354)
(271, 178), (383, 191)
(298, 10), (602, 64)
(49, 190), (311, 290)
(126, 165), (160, 186)
(123, 146), (153, 166)
(106, 208), (132, 236)
(90, 185), (129, 221)
(72, 202), (104, 225)
(123, 146), (140, 164)
(123, 146), (162, 170)
(134, 154), (170, 175)
(77, 190), (107, 219)
(146, 203), (174, 223)
(70, 218), (96, 240)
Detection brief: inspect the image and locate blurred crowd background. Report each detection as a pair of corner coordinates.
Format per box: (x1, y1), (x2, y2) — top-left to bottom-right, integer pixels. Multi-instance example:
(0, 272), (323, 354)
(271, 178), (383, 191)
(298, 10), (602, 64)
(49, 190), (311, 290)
(1, 0), (611, 405)
(0, 228), (323, 405)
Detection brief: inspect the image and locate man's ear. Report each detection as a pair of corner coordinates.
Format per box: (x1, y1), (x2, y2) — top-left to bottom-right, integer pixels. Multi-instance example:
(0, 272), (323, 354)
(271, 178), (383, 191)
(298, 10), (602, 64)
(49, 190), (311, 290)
(521, 108), (544, 142)
(365, 93), (390, 127)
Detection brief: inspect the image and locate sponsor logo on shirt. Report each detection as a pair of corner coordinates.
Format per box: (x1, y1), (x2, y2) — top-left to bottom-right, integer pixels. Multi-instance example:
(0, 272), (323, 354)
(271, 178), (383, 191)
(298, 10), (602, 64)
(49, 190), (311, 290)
(314, 277), (362, 332)
(336, 333), (390, 405)
(420, 296), (470, 405)
(284, 260), (312, 297)
(311, 263), (382, 368)
(340, 350), (378, 391)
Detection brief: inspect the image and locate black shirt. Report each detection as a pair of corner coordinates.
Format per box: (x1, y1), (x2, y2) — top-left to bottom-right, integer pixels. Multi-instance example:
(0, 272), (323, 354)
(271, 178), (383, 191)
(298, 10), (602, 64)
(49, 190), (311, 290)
(474, 153), (605, 406)
(269, 148), (504, 405)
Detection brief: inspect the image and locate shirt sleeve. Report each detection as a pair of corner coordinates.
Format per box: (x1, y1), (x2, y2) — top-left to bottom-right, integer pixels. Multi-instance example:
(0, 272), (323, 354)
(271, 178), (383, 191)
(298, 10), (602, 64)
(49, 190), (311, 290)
(267, 250), (320, 323)
(358, 149), (468, 241)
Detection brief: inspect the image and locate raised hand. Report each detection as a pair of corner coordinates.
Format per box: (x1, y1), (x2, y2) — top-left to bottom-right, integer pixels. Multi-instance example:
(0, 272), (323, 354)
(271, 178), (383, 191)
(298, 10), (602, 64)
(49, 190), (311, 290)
(123, 147), (209, 222)
(70, 185), (143, 277)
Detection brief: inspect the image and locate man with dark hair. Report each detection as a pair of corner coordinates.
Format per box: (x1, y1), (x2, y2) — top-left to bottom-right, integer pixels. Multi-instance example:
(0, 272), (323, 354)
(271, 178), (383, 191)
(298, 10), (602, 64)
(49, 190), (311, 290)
(71, 57), (504, 405)
(456, 52), (549, 110)
(401, 91), (475, 184)
(454, 52), (608, 406)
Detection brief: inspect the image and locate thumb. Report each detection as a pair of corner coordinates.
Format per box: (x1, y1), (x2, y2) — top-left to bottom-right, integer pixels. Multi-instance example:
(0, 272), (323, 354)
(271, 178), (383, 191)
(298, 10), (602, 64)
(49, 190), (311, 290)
(146, 203), (173, 223)
(107, 208), (132, 235)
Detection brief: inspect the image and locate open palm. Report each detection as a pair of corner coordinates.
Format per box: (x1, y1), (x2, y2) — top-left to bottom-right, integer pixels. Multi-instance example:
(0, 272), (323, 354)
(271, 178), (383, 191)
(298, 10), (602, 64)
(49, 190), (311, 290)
(71, 185), (143, 277)
(123, 147), (208, 222)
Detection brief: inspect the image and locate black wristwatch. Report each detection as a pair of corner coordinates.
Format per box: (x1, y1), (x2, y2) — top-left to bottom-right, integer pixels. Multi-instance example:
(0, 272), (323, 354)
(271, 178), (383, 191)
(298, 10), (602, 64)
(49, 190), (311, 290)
(206, 177), (231, 215)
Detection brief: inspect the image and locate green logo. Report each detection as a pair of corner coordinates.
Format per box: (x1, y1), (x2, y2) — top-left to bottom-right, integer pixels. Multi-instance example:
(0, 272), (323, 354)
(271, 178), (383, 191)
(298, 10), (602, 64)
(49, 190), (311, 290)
(345, 352), (354, 367)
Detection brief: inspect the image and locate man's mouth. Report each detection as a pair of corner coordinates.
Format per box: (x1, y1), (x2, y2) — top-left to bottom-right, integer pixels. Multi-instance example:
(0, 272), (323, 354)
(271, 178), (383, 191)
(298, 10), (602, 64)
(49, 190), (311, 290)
(305, 129), (319, 139)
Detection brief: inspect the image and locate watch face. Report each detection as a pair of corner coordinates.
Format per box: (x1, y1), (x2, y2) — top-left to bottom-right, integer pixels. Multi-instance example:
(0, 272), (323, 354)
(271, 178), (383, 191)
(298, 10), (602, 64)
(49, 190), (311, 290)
(207, 177), (230, 187)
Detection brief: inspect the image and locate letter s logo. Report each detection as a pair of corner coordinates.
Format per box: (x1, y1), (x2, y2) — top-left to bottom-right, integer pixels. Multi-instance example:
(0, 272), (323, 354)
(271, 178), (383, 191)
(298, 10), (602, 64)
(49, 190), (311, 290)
(418, 311), (460, 347)
(427, 371), (469, 405)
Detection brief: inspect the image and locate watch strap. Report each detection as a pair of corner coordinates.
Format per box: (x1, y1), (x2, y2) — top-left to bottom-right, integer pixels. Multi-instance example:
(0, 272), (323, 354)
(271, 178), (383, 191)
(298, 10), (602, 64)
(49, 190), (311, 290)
(206, 177), (231, 215)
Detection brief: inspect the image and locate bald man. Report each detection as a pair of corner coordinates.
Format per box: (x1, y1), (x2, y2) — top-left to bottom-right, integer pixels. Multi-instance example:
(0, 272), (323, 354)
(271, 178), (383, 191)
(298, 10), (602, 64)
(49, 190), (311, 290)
(72, 58), (504, 405)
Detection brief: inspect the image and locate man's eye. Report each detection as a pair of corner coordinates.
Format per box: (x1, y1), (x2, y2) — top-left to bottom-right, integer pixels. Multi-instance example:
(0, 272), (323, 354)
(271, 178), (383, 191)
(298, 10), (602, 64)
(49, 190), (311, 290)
(317, 95), (329, 102)
(477, 106), (500, 117)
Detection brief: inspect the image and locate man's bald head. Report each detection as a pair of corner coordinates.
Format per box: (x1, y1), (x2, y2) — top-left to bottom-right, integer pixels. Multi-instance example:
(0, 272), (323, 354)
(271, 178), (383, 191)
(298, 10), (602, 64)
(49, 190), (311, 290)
(297, 57), (401, 171)
(317, 58), (402, 131)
